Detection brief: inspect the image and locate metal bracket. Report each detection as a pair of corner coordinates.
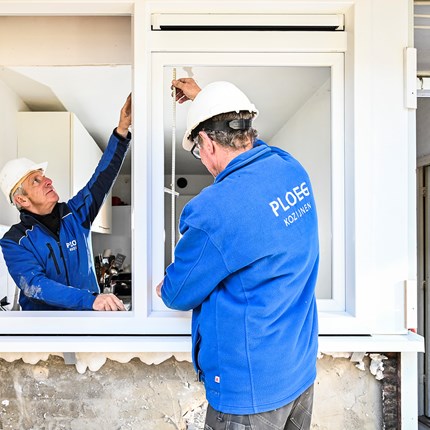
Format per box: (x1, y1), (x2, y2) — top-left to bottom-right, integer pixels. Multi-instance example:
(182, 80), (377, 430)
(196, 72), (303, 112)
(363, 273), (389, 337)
(63, 352), (77, 365)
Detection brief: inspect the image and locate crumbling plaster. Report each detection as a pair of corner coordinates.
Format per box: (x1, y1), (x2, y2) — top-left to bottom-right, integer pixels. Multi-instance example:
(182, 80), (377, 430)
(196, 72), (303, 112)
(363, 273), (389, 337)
(0, 352), (383, 429)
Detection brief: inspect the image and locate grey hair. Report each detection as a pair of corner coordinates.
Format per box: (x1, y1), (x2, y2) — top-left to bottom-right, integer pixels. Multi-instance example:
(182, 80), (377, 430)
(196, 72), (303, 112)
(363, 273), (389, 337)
(11, 186), (26, 211)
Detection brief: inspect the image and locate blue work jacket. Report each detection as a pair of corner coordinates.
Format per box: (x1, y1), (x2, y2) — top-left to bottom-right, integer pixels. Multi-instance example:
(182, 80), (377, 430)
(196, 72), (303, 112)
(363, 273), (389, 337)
(162, 140), (319, 414)
(0, 130), (130, 310)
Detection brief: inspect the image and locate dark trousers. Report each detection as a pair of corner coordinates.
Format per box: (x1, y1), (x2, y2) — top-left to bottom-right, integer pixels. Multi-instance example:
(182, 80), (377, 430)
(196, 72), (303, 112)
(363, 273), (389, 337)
(204, 385), (314, 430)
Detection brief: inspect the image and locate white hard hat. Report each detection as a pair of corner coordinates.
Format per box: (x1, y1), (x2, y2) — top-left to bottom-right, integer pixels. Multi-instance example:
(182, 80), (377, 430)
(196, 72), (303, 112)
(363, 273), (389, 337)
(0, 158), (48, 205)
(182, 81), (259, 151)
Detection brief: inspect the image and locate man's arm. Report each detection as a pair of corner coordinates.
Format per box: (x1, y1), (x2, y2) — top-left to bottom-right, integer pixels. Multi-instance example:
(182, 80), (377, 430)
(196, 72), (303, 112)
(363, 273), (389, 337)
(116, 94), (132, 137)
(1, 238), (125, 311)
(67, 95), (132, 228)
(158, 226), (230, 311)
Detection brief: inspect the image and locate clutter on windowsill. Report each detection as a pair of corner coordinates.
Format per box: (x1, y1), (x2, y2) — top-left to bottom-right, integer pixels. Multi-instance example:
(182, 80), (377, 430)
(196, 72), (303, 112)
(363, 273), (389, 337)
(94, 250), (132, 310)
(112, 195), (128, 206)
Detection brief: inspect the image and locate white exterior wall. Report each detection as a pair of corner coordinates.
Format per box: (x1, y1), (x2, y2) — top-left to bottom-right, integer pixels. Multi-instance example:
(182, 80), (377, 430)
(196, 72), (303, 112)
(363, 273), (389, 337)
(0, 1), (423, 428)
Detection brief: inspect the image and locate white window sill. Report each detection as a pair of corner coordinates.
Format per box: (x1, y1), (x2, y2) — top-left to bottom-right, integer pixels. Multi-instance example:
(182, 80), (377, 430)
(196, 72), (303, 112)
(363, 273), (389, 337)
(0, 332), (423, 353)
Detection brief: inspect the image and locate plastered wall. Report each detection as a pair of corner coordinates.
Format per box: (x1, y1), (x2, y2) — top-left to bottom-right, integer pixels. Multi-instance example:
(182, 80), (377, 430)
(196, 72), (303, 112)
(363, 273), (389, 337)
(0, 353), (383, 430)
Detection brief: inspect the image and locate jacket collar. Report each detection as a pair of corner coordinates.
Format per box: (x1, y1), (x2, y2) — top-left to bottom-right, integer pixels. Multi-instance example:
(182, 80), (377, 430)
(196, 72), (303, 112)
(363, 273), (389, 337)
(214, 140), (270, 184)
(20, 202), (71, 225)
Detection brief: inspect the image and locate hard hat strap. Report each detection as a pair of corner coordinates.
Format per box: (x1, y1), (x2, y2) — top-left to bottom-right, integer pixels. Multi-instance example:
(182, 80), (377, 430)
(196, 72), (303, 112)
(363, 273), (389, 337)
(191, 118), (253, 141)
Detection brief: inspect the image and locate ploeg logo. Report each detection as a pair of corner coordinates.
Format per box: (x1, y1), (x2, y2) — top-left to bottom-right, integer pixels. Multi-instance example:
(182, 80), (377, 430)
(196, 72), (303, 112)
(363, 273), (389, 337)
(268, 182), (313, 228)
(66, 240), (77, 252)
(269, 182), (310, 217)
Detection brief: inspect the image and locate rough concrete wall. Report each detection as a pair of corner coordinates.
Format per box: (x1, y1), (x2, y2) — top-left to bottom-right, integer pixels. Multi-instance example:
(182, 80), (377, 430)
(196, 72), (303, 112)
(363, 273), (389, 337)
(0, 355), (382, 430)
(313, 355), (383, 430)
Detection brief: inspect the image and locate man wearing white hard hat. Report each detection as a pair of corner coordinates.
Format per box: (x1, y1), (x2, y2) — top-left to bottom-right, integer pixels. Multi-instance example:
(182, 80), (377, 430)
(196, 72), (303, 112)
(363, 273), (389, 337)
(0, 95), (131, 311)
(157, 79), (319, 429)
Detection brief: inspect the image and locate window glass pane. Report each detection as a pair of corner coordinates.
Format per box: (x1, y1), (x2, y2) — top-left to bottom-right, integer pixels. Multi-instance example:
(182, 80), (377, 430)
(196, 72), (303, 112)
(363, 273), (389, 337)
(1, 62), (132, 312)
(162, 65), (332, 300)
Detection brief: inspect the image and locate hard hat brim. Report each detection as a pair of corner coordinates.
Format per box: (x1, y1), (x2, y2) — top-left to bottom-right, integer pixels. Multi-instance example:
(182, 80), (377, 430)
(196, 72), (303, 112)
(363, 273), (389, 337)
(182, 133), (194, 152)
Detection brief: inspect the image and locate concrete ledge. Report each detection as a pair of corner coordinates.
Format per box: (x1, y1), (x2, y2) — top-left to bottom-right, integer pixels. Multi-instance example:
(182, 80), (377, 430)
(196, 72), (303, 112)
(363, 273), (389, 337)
(318, 332), (424, 353)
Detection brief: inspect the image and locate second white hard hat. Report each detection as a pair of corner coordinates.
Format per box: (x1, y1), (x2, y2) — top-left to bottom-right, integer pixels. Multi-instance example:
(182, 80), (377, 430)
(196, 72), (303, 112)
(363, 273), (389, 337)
(182, 81), (259, 151)
(0, 158), (48, 205)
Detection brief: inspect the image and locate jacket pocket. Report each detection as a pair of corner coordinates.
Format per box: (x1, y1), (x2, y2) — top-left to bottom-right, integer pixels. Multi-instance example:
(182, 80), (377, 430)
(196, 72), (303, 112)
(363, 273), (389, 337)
(192, 328), (203, 381)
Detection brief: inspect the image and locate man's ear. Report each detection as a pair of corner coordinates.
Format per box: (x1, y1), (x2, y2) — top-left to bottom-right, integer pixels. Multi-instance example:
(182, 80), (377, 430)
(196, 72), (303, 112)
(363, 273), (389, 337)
(199, 131), (216, 155)
(14, 194), (30, 208)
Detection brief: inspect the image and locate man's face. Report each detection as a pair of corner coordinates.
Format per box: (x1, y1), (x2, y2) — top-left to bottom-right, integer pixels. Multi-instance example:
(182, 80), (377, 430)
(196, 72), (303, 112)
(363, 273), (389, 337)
(16, 170), (59, 215)
(197, 134), (220, 178)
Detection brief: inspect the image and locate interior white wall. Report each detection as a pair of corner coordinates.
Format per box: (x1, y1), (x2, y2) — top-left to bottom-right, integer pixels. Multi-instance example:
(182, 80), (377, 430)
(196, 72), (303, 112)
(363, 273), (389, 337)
(0, 79), (29, 226)
(269, 79), (331, 299)
(0, 16), (131, 66)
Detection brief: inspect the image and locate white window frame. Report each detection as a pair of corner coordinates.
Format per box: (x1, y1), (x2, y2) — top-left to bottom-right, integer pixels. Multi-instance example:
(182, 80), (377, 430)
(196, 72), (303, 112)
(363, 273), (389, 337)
(144, 28), (365, 336)
(149, 52), (346, 316)
(0, 26), (351, 335)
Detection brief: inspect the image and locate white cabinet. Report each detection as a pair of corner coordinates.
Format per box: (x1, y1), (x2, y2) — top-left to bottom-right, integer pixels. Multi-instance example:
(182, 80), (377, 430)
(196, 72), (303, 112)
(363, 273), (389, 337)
(17, 112), (111, 233)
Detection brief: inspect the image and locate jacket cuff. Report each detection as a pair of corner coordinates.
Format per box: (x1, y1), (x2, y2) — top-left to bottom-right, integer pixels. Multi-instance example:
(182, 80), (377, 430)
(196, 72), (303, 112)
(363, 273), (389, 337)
(113, 128), (132, 141)
(83, 291), (98, 310)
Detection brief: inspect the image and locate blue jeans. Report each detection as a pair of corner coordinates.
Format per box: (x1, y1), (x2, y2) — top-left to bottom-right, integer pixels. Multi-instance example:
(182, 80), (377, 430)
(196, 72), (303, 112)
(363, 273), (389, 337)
(204, 385), (314, 430)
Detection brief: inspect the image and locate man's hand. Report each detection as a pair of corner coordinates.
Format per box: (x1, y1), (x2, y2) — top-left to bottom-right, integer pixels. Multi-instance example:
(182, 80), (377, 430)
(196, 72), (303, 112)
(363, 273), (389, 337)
(93, 293), (126, 311)
(116, 93), (132, 138)
(172, 78), (201, 104)
(156, 281), (163, 298)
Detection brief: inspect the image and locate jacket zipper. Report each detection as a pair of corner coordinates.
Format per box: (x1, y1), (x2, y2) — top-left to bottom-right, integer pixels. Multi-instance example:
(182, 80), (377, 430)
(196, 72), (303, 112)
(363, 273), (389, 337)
(46, 241), (70, 286)
(56, 241), (71, 286)
(46, 243), (61, 275)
